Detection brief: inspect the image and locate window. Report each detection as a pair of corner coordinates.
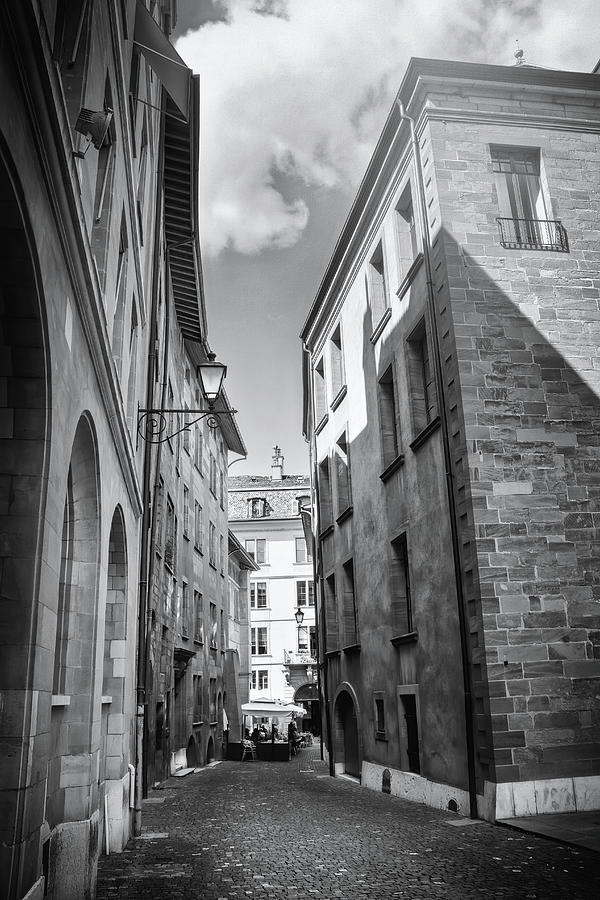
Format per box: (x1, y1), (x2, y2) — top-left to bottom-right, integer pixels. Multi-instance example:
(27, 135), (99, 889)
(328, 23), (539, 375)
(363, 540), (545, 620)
(92, 77), (116, 288)
(219, 471), (225, 509)
(378, 366), (400, 470)
(330, 324), (345, 401)
(295, 537), (312, 564)
(220, 609), (225, 649)
(324, 574), (338, 653)
(209, 678), (216, 721)
(183, 486), (190, 538)
(194, 501), (203, 552)
(374, 692), (386, 740)
(296, 580), (314, 607)
(183, 405), (190, 454)
(209, 521), (216, 567)
(251, 627), (268, 655)
(193, 673), (203, 722)
(491, 146), (566, 251)
(342, 559), (358, 646)
(250, 582), (267, 609)
(54, 0), (92, 124)
(395, 182), (419, 282)
(251, 670), (256, 690)
(219, 534), (224, 575)
(111, 212), (128, 377)
(407, 319), (437, 437)
(391, 533), (412, 637)
(245, 538), (266, 564)
(181, 581), (189, 637)
(194, 590), (204, 643)
(318, 457), (333, 532)
(210, 602), (217, 648)
(126, 298), (139, 432)
(366, 240), (389, 331)
(309, 624), (317, 657)
(248, 497), (266, 518)
(165, 496), (176, 571)
(194, 425), (203, 472)
(258, 669), (268, 690)
(314, 356), (327, 425)
(154, 477), (164, 552)
(209, 452), (217, 495)
(335, 431), (351, 516)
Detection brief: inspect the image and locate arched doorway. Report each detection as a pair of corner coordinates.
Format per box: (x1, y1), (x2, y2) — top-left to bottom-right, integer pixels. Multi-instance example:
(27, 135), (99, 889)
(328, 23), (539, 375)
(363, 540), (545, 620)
(0, 145), (50, 900)
(206, 735), (215, 763)
(334, 689), (360, 779)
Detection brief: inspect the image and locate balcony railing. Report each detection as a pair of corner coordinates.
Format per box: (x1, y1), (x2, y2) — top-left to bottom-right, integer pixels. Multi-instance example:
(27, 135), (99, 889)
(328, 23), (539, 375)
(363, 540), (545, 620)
(496, 217), (569, 252)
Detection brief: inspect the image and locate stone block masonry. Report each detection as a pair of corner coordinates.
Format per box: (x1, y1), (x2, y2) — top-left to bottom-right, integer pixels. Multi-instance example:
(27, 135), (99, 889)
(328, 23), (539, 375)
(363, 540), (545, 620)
(430, 101), (600, 792)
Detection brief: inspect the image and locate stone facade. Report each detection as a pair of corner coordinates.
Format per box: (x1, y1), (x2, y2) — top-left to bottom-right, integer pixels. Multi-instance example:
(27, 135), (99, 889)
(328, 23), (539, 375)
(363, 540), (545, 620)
(301, 59), (600, 820)
(0, 3), (245, 898)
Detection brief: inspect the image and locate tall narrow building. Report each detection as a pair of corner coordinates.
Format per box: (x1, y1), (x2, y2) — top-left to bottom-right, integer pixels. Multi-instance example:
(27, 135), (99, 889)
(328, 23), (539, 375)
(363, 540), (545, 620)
(302, 58), (600, 821)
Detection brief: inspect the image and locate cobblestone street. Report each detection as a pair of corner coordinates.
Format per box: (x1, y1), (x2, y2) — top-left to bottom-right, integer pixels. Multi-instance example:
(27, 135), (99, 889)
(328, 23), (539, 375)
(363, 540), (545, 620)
(96, 748), (600, 899)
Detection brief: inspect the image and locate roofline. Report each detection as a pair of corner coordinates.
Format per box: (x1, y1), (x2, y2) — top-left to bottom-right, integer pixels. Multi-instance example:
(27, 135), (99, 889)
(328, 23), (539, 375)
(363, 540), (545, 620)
(228, 529), (259, 570)
(299, 57), (600, 344)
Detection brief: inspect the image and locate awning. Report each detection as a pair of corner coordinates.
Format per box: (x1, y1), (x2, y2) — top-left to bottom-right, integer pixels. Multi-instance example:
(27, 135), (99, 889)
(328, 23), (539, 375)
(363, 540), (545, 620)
(241, 700), (306, 719)
(134, 0), (191, 120)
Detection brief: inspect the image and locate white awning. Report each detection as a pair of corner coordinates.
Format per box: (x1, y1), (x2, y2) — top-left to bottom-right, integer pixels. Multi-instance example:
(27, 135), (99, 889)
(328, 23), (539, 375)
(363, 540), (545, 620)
(242, 700), (306, 719)
(134, 0), (191, 120)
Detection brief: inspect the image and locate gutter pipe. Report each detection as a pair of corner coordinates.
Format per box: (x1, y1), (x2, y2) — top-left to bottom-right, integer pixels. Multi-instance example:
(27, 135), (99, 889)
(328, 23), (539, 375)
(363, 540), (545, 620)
(397, 100), (478, 819)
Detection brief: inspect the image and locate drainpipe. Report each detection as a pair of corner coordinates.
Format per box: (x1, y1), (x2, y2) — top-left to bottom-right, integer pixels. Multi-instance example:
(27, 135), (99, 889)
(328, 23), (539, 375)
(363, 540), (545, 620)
(396, 100), (478, 820)
(303, 353), (335, 777)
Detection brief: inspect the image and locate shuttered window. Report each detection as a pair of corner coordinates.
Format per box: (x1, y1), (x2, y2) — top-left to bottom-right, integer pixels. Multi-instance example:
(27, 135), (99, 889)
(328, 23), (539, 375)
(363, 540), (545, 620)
(324, 574), (338, 652)
(342, 560), (358, 647)
(335, 430), (352, 515)
(378, 366), (399, 468)
(390, 533), (412, 636)
(407, 319), (437, 436)
(367, 240), (389, 329)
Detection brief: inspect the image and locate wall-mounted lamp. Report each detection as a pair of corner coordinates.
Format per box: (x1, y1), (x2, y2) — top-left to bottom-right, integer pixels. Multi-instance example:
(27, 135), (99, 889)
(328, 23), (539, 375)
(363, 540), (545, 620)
(294, 608), (304, 626)
(137, 351), (236, 444)
(73, 107), (113, 158)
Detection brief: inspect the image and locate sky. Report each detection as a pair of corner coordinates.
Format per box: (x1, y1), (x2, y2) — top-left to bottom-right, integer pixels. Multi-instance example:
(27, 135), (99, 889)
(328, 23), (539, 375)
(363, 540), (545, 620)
(173, 0), (600, 476)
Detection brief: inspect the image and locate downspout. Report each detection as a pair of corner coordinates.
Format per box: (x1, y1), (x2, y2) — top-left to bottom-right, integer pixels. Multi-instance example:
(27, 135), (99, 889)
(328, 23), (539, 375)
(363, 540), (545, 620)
(135, 90), (167, 836)
(303, 348), (335, 777)
(397, 100), (478, 819)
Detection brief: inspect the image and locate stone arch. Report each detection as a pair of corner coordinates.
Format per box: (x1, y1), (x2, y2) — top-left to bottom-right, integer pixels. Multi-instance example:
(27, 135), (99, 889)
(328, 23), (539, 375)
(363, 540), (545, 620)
(333, 683), (362, 779)
(206, 735), (215, 763)
(48, 413), (100, 827)
(0, 139), (51, 899)
(100, 506), (129, 852)
(187, 735), (199, 768)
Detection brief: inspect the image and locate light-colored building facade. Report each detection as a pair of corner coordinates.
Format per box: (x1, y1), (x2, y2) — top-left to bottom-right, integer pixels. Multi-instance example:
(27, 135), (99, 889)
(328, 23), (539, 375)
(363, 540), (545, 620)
(301, 58), (600, 822)
(228, 450), (320, 730)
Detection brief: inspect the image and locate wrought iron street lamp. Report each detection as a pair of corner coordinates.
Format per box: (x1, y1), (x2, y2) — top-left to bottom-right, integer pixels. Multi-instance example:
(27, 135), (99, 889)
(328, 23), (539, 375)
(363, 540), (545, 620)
(137, 351), (236, 444)
(294, 608), (304, 626)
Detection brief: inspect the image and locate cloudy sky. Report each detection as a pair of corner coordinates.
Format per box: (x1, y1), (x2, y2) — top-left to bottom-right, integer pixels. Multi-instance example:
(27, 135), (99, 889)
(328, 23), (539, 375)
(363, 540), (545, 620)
(174, 0), (599, 476)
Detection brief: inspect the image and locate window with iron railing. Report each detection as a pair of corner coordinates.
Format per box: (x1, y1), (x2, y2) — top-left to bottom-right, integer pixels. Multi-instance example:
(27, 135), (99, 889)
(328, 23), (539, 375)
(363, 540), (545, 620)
(491, 146), (568, 252)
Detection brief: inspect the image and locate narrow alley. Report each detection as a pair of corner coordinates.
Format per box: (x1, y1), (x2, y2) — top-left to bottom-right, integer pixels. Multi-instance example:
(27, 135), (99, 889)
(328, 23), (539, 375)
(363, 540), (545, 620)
(96, 748), (599, 900)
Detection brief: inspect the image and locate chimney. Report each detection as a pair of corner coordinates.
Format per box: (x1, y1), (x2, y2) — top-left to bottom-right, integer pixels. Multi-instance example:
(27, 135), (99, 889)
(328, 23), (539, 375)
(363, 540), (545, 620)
(271, 445), (284, 481)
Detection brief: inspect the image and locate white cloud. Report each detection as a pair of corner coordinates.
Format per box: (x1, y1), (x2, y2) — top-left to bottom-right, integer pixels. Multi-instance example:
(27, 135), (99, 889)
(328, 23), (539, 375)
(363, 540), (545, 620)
(177, 0), (599, 257)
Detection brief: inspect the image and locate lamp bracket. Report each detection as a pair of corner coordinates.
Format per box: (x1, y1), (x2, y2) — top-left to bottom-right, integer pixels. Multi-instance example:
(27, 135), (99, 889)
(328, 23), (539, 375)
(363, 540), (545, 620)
(137, 407), (237, 444)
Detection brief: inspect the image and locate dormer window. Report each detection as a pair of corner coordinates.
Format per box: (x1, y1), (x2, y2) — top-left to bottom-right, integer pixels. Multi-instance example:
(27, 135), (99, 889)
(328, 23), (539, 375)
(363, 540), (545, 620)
(248, 497), (267, 518)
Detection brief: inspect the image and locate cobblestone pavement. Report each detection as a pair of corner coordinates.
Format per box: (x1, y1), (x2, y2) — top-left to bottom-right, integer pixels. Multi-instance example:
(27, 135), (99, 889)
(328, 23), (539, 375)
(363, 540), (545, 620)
(96, 748), (600, 899)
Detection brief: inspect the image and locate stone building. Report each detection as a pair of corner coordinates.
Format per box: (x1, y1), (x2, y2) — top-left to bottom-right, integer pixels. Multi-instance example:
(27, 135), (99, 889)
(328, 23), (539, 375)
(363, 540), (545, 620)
(228, 450), (320, 730)
(0, 2), (244, 898)
(301, 58), (600, 821)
